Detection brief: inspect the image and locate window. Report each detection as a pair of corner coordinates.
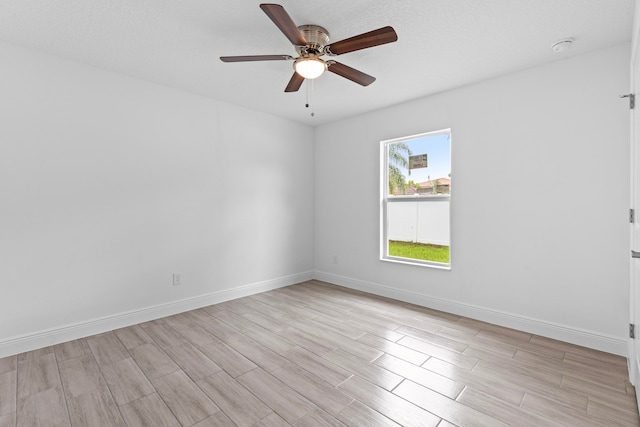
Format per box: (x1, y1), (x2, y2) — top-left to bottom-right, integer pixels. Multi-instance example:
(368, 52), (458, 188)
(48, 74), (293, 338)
(381, 129), (451, 268)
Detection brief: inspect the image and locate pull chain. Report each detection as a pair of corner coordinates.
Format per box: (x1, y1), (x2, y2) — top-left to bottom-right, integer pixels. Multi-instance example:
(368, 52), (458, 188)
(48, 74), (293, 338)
(305, 79), (315, 117)
(310, 79), (315, 117)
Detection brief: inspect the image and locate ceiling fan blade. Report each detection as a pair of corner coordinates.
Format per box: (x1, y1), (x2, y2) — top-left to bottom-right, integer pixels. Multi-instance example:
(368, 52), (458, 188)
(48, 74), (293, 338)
(326, 26), (398, 55)
(285, 72), (305, 92)
(260, 4), (307, 46)
(220, 55), (294, 62)
(327, 61), (376, 86)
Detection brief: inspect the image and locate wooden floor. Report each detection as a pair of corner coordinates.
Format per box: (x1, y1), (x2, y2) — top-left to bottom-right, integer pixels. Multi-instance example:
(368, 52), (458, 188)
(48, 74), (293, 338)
(1, 280), (639, 427)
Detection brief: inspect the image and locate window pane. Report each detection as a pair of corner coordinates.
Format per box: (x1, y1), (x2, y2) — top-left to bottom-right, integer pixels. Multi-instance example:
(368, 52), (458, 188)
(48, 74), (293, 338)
(387, 132), (451, 197)
(387, 200), (450, 263)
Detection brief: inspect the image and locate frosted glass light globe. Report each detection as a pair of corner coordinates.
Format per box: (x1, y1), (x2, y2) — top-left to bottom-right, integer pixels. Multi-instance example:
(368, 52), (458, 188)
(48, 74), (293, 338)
(294, 57), (326, 79)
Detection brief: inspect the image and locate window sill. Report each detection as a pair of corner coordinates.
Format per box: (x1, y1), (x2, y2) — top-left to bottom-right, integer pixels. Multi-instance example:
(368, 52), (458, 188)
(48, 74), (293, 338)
(381, 256), (451, 270)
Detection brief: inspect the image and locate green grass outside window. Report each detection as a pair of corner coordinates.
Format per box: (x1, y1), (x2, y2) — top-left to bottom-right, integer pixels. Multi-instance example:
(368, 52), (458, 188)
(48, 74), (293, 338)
(388, 240), (450, 264)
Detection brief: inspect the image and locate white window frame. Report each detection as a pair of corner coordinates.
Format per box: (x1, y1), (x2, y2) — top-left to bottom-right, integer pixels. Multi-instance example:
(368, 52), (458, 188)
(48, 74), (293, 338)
(380, 128), (451, 269)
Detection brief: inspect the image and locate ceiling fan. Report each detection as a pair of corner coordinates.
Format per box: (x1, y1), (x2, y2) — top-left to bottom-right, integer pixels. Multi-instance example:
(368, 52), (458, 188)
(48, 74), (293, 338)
(220, 3), (398, 92)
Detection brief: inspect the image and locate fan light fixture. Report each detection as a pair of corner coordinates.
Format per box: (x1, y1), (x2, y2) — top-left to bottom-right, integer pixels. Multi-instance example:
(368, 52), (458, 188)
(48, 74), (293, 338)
(294, 56), (326, 79)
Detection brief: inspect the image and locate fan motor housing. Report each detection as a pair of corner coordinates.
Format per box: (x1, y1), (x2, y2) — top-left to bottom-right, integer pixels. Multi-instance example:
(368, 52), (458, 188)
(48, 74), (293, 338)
(297, 25), (330, 54)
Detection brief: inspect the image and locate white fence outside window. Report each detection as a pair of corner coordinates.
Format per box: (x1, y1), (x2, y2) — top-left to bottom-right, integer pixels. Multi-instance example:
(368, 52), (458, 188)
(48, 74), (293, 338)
(386, 199), (450, 246)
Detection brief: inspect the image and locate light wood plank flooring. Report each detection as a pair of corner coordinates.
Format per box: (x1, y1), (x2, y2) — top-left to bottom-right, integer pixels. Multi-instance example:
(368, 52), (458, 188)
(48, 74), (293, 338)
(1, 280), (638, 426)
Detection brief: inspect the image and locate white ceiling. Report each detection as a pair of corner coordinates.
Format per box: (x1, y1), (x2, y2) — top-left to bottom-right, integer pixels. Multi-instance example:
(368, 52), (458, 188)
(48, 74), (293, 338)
(0, 1), (634, 126)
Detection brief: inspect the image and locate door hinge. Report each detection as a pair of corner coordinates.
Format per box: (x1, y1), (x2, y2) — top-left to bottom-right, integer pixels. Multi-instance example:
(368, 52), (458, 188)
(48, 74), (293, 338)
(631, 323), (636, 339)
(621, 93), (635, 109)
(631, 209), (635, 224)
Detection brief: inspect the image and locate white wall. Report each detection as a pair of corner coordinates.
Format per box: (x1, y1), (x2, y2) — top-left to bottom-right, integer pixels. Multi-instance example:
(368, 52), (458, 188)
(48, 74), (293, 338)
(0, 41), (631, 357)
(315, 44), (631, 354)
(0, 42), (314, 356)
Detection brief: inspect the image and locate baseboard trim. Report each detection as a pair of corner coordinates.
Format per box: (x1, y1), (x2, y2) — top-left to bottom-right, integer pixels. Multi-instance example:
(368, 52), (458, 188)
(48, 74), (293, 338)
(4, 269), (626, 358)
(0, 271), (313, 358)
(314, 270), (628, 356)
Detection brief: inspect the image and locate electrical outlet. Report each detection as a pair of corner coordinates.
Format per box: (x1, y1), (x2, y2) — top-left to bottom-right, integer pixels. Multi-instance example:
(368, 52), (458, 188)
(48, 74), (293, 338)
(173, 273), (182, 286)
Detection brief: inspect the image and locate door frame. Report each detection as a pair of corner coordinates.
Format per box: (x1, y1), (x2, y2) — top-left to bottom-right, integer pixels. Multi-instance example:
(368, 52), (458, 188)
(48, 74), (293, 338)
(629, 0), (640, 400)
